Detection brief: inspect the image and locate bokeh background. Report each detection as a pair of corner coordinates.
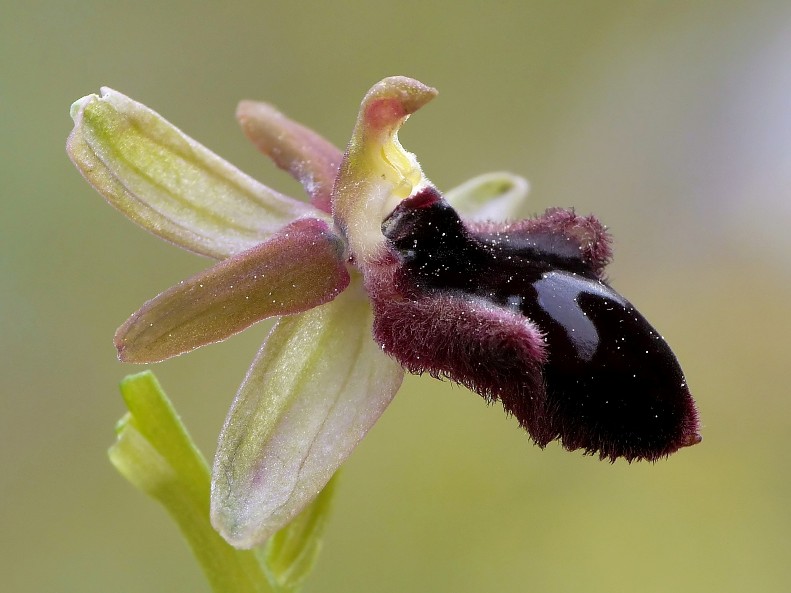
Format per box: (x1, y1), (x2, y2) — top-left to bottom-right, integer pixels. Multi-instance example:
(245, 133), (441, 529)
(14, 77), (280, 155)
(3, 1), (790, 592)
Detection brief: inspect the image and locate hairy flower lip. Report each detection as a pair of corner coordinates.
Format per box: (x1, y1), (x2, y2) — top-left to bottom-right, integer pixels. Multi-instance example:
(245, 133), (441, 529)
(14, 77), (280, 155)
(372, 186), (700, 462)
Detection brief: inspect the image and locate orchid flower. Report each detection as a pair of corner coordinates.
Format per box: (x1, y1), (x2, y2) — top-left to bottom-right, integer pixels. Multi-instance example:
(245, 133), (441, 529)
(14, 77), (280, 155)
(67, 76), (700, 549)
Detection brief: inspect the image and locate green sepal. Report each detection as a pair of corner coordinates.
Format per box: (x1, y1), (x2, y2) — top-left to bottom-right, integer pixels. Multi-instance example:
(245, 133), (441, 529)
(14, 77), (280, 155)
(68, 89), (318, 259)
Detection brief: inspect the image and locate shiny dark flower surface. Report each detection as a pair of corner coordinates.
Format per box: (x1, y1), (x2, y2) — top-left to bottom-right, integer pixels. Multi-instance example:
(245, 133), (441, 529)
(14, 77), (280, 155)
(375, 187), (700, 461)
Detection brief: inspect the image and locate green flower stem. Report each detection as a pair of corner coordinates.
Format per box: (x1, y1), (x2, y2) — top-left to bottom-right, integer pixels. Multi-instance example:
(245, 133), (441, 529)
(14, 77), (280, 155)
(108, 371), (272, 593)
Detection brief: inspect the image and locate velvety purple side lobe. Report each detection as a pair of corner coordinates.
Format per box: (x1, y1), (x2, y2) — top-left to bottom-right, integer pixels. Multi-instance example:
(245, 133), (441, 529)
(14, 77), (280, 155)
(368, 260), (551, 444)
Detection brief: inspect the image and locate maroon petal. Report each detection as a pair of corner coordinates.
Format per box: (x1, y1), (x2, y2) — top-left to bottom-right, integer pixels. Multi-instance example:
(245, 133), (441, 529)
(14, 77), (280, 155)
(372, 186), (700, 461)
(237, 101), (341, 213)
(116, 218), (349, 363)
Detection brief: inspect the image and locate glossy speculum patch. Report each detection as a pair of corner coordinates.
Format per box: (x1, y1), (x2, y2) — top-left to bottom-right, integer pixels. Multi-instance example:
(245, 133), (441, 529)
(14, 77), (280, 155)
(378, 187), (700, 461)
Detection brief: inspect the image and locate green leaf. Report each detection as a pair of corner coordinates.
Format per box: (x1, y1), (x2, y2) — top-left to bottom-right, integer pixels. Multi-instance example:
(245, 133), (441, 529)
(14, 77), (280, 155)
(260, 473), (339, 592)
(108, 371), (272, 593)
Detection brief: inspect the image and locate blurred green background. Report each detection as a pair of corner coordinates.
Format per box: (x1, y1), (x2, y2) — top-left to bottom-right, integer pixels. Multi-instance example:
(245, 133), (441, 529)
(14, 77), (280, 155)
(3, 1), (790, 591)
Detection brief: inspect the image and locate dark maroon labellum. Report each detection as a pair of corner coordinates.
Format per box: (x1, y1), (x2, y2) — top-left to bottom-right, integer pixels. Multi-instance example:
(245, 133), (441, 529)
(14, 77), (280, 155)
(374, 186), (700, 462)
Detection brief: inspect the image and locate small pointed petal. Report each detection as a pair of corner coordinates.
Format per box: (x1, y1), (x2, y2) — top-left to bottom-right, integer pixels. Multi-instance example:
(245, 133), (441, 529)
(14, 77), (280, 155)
(237, 101), (342, 214)
(445, 172), (530, 221)
(67, 89), (320, 259)
(211, 280), (404, 548)
(116, 218), (349, 363)
(332, 77), (437, 265)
